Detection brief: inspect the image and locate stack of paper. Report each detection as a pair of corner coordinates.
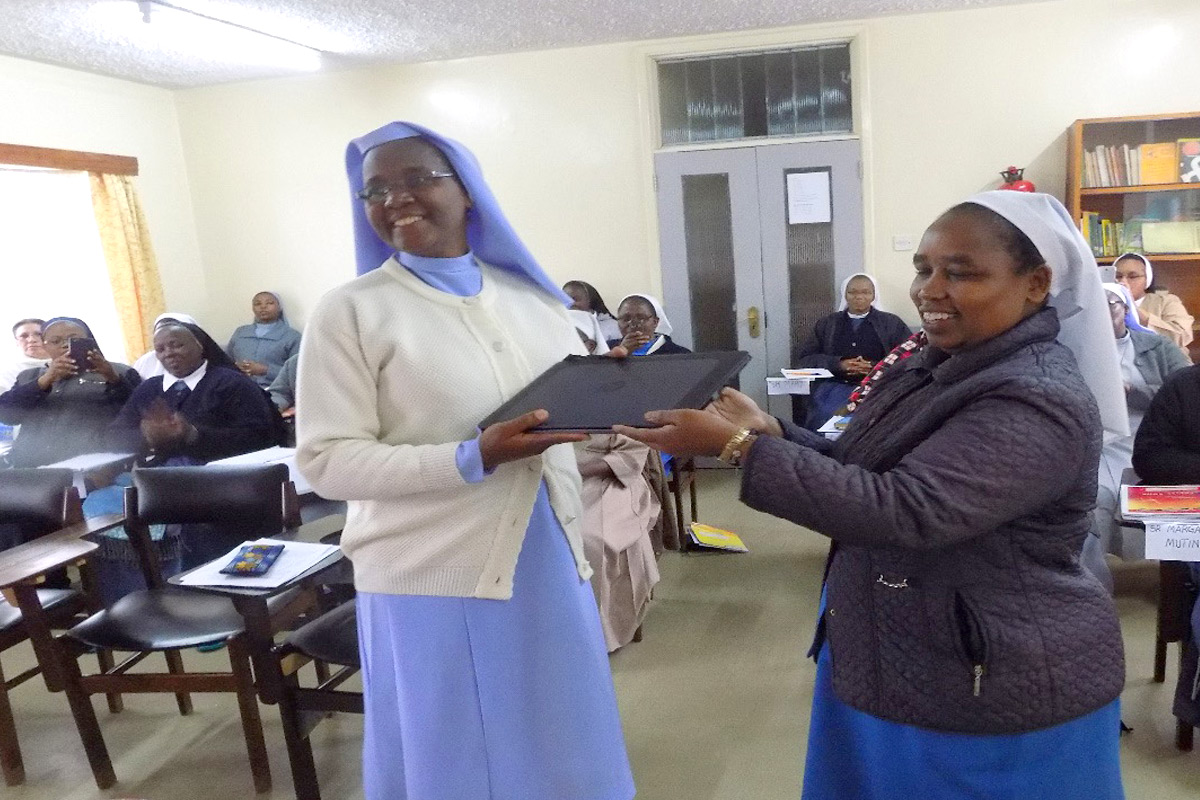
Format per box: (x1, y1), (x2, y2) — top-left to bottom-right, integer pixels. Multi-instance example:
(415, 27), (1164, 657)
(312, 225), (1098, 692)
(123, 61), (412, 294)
(177, 538), (340, 588)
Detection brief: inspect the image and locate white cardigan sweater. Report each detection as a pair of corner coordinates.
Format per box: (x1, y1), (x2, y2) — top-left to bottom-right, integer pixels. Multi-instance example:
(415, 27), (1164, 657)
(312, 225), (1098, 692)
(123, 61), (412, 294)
(295, 259), (590, 599)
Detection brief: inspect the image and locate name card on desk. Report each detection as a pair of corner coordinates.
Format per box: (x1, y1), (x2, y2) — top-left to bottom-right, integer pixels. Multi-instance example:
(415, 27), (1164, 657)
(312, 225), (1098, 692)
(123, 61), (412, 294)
(1144, 520), (1200, 560)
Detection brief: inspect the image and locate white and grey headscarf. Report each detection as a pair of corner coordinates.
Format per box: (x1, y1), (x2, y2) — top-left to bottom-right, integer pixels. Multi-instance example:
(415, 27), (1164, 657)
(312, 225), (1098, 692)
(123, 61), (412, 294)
(837, 272), (884, 315)
(965, 191), (1128, 439)
(1114, 252), (1154, 301)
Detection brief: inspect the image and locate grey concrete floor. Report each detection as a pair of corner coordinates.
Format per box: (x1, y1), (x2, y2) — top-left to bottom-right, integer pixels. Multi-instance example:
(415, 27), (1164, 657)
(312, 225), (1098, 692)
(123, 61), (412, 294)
(2, 470), (1198, 799)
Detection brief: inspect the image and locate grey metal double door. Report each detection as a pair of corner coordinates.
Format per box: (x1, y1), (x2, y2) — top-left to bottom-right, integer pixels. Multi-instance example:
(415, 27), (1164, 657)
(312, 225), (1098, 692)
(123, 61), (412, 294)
(654, 140), (863, 416)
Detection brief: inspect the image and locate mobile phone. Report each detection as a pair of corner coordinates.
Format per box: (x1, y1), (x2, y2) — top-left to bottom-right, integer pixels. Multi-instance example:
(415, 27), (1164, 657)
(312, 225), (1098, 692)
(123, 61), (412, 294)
(67, 337), (99, 369)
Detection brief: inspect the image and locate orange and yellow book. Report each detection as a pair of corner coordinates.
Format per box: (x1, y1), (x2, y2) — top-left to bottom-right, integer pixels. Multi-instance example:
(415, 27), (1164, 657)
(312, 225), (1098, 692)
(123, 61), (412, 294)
(1140, 142), (1178, 184)
(1122, 485), (1200, 517)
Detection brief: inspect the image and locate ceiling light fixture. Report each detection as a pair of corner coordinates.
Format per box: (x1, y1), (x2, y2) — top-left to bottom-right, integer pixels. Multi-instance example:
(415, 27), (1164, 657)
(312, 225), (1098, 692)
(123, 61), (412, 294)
(99, 0), (324, 73)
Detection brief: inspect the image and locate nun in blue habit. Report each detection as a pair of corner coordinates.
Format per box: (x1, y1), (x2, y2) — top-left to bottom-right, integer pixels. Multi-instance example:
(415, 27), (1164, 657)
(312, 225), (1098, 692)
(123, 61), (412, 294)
(296, 122), (633, 800)
(225, 290), (302, 387)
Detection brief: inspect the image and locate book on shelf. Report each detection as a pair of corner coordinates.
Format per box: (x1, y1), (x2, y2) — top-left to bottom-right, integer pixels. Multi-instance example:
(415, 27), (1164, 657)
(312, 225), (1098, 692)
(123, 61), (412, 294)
(1140, 142), (1177, 185)
(1180, 138), (1200, 183)
(1142, 221), (1200, 254)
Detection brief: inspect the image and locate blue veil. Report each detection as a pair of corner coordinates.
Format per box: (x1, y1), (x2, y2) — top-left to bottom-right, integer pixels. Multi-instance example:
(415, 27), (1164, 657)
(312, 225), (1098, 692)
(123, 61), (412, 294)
(345, 121), (570, 304)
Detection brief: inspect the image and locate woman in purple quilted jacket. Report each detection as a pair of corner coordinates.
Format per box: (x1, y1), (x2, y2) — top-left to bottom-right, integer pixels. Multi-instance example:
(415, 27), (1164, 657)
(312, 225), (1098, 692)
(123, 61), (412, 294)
(618, 191), (1127, 799)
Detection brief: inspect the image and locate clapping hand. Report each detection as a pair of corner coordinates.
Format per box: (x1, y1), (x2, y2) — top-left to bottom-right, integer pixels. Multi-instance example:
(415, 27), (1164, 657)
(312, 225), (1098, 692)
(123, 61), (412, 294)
(140, 398), (192, 448)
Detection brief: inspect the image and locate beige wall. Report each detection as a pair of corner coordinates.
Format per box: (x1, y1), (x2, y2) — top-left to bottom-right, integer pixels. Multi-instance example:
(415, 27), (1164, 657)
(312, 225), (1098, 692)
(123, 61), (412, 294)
(0, 54), (207, 337)
(172, 0), (1200, 336)
(5, 0), (1199, 341)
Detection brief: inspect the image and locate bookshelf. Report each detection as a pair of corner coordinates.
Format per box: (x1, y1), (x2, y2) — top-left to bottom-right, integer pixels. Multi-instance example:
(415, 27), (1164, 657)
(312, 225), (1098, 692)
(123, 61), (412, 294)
(1067, 112), (1200, 359)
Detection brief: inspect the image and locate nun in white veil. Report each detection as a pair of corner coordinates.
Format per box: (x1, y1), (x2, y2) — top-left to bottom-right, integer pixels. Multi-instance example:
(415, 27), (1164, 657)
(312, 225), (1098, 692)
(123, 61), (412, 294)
(615, 190), (1127, 800)
(792, 272), (911, 429)
(131, 312), (199, 378)
(612, 293), (691, 355)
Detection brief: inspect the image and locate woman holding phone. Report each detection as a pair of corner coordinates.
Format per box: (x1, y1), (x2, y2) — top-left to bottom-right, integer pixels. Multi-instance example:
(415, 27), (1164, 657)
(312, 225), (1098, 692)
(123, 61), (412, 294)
(296, 122), (633, 800)
(0, 317), (139, 467)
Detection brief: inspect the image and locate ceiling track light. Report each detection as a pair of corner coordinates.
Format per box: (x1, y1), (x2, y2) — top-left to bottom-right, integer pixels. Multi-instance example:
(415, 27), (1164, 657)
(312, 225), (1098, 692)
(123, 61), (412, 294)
(132, 0), (321, 54)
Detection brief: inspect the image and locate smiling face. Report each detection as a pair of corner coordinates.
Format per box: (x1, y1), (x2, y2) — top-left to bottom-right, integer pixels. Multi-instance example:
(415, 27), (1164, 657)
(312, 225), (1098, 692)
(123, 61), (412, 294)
(41, 322), (87, 360)
(153, 325), (205, 379)
(1113, 255), (1148, 301)
(361, 138), (471, 258)
(252, 292), (280, 323)
(844, 276), (876, 315)
(13, 322), (46, 359)
(617, 297), (659, 340)
(910, 207), (1051, 354)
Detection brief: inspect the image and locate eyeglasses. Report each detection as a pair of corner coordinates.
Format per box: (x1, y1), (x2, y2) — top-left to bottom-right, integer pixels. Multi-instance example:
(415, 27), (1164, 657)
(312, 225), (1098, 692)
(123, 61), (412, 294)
(357, 171), (456, 204)
(618, 314), (657, 326)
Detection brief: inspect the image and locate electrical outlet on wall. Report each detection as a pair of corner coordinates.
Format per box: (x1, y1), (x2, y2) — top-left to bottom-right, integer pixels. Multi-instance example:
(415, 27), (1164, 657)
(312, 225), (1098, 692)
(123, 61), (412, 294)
(892, 235), (915, 252)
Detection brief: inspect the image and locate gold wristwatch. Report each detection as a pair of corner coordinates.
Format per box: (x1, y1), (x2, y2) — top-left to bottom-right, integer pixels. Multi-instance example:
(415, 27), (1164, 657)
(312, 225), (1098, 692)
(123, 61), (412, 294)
(719, 428), (759, 467)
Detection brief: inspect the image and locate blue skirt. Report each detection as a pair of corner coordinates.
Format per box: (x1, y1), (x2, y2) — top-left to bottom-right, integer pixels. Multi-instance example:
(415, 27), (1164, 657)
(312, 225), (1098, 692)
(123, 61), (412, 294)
(357, 483), (634, 800)
(803, 641), (1124, 800)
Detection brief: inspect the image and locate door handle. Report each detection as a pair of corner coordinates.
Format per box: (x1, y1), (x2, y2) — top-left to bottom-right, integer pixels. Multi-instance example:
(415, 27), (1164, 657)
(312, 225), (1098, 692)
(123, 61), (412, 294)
(747, 306), (761, 339)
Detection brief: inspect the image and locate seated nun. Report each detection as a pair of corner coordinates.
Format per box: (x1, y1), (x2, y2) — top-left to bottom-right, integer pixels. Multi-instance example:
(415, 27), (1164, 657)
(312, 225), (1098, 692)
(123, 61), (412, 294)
(109, 321), (280, 466)
(131, 312), (199, 378)
(0, 317), (140, 467)
(610, 294), (691, 356)
(564, 280), (621, 342)
(792, 273), (911, 429)
(1114, 252), (1194, 359)
(1082, 283), (1188, 591)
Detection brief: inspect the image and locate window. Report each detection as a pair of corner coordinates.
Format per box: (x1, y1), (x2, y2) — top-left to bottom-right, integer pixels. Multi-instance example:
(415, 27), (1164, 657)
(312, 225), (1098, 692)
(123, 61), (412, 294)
(0, 168), (128, 361)
(657, 43), (853, 146)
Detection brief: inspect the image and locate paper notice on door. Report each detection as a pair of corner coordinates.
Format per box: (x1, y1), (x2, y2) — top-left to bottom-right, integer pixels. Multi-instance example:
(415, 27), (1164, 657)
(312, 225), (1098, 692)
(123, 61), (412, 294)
(786, 171), (832, 225)
(1144, 519), (1200, 560)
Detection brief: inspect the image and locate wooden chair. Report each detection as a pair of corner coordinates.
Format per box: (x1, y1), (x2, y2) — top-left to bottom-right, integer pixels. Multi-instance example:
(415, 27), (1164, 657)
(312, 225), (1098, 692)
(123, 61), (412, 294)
(273, 598), (362, 800)
(11, 463), (312, 794)
(665, 456), (698, 551)
(0, 469), (114, 785)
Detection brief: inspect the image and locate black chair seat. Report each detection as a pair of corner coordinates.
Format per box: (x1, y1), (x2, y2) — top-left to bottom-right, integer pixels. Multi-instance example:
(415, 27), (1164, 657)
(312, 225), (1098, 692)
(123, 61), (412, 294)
(67, 588), (246, 651)
(285, 601), (358, 668)
(0, 589), (78, 634)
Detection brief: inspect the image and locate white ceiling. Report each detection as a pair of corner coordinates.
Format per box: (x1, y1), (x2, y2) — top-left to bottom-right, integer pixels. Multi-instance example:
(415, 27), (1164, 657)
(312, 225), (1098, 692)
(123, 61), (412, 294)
(1, 0), (1040, 89)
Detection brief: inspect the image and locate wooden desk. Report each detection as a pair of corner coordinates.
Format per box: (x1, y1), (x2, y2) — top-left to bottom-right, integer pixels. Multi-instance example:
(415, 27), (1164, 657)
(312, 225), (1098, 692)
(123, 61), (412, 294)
(167, 514), (347, 704)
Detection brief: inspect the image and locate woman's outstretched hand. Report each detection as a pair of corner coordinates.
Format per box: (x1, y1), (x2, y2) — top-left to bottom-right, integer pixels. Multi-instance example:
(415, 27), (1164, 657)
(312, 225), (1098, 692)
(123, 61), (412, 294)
(614, 409), (738, 458)
(705, 388), (783, 437)
(479, 409), (587, 471)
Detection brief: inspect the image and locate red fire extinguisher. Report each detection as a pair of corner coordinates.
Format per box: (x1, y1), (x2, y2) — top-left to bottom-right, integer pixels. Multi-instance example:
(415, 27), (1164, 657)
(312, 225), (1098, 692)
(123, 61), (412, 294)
(999, 166), (1036, 192)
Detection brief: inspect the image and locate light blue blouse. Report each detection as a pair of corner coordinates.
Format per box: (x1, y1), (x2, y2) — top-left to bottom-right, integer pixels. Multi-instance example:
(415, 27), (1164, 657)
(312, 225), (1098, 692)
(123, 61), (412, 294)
(398, 251), (488, 481)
